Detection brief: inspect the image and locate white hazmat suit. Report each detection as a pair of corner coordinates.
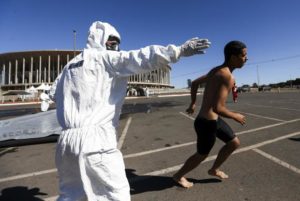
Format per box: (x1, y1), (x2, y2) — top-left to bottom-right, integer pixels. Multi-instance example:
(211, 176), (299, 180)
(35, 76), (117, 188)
(50, 21), (210, 201)
(40, 92), (51, 112)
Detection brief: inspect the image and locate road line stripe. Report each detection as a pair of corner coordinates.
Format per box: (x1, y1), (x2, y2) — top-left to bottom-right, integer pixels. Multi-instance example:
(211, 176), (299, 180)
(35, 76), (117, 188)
(117, 117), (132, 150)
(129, 131), (300, 180)
(253, 148), (300, 174)
(239, 112), (285, 122)
(179, 112), (195, 120)
(0, 168), (57, 183)
(157, 94), (190, 98)
(1, 120), (300, 183)
(0, 147), (16, 155)
(43, 131), (300, 199)
(235, 131), (300, 153)
(129, 154), (218, 182)
(126, 118), (300, 159)
(236, 118), (300, 136)
(179, 111), (300, 136)
(44, 196), (58, 201)
(0, 117), (132, 183)
(124, 142), (195, 159)
(245, 103), (300, 112)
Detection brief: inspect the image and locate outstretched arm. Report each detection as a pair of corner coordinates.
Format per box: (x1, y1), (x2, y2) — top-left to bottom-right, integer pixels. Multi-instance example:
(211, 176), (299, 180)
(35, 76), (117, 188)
(104, 38), (211, 77)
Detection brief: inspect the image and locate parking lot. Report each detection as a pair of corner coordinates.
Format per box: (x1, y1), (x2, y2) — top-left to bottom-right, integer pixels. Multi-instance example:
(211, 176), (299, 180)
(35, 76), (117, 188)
(1, 92), (300, 201)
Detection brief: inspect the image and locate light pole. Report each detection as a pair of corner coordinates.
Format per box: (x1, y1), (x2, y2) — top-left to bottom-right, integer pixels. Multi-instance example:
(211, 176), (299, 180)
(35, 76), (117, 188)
(256, 65), (260, 88)
(73, 30), (76, 57)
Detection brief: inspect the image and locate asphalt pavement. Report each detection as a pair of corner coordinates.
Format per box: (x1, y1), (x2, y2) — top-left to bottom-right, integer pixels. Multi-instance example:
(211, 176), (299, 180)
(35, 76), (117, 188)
(0, 92), (300, 201)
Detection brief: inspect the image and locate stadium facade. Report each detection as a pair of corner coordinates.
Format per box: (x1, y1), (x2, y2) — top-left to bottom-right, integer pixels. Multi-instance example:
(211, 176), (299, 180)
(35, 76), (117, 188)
(0, 50), (173, 92)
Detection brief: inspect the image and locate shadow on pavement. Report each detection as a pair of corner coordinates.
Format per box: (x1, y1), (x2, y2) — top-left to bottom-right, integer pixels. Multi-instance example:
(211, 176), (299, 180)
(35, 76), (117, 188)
(188, 178), (222, 184)
(0, 186), (47, 201)
(127, 169), (174, 195)
(289, 137), (300, 142)
(126, 169), (221, 195)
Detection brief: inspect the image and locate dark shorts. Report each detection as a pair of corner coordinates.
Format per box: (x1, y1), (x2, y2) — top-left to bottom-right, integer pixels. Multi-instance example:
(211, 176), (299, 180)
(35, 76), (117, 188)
(194, 116), (236, 155)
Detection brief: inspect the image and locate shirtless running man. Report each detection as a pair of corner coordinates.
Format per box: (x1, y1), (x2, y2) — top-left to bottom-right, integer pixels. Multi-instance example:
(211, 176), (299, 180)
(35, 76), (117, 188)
(173, 40), (247, 188)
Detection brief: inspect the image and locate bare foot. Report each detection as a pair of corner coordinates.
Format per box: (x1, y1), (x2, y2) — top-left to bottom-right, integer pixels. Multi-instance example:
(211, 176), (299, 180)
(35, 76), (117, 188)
(173, 176), (194, 188)
(208, 169), (229, 179)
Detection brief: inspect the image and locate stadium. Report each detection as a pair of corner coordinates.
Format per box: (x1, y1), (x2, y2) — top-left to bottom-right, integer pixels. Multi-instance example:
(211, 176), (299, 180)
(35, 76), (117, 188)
(0, 50), (173, 98)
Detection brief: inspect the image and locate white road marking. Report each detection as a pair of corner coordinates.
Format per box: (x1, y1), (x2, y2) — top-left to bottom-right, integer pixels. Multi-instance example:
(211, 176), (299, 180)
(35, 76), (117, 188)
(267, 99), (300, 105)
(44, 196), (58, 201)
(157, 94), (190, 98)
(129, 154), (218, 182)
(253, 148), (300, 174)
(0, 168), (57, 183)
(236, 118), (300, 136)
(130, 131), (300, 179)
(124, 142), (195, 159)
(180, 111), (289, 122)
(1, 119), (300, 184)
(126, 118), (300, 159)
(117, 116), (132, 150)
(239, 112), (285, 122)
(43, 131), (300, 199)
(179, 111), (300, 136)
(21, 128), (300, 201)
(245, 103), (300, 112)
(0, 147), (16, 155)
(179, 112), (195, 120)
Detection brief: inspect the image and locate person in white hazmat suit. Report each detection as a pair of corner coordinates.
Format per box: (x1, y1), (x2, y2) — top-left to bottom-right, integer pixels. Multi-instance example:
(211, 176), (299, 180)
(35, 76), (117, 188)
(40, 92), (51, 112)
(49, 21), (211, 201)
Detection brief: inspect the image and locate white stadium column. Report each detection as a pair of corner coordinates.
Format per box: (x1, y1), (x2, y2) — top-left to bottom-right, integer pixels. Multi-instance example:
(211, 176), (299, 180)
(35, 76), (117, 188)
(2, 64), (5, 85)
(15, 59), (18, 84)
(48, 55), (51, 83)
(30, 57), (33, 84)
(39, 56), (42, 83)
(57, 54), (60, 78)
(22, 58), (25, 84)
(8, 61), (11, 84)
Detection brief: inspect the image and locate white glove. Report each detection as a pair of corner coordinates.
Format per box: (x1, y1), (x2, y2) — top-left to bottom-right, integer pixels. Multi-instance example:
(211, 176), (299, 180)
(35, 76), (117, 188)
(180, 37), (211, 57)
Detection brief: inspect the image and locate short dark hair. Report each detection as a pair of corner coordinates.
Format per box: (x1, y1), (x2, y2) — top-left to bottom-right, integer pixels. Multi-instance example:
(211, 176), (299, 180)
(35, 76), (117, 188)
(224, 40), (246, 62)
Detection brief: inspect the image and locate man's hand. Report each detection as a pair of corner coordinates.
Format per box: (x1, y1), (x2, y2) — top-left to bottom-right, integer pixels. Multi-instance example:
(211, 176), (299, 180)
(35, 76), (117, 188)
(234, 113), (246, 125)
(180, 38), (211, 57)
(186, 104), (196, 115)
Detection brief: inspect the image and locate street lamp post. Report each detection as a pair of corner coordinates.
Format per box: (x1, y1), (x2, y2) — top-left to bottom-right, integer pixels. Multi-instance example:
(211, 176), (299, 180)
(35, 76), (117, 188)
(256, 65), (260, 88)
(73, 30), (76, 57)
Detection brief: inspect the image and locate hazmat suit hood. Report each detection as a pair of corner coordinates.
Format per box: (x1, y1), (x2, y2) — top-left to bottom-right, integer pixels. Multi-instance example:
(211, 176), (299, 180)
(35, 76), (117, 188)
(86, 21), (121, 51)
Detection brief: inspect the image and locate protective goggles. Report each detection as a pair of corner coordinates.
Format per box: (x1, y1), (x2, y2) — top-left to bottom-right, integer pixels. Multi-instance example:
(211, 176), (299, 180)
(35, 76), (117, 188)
(106, 36), (121, 51)
(106, 41), (120, 51)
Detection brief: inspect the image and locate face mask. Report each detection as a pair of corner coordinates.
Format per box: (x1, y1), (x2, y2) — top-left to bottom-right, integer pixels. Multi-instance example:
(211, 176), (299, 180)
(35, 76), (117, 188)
(106, 41), (120, 51)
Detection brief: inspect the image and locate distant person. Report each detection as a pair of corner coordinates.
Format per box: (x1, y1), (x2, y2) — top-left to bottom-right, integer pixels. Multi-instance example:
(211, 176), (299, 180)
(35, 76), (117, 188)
(144, 87), (150, 98)
(173, 40), (247, 188)
(232, 82), (238, 102)
(50, 21), (211, 200)
(39, 91), (50, 112)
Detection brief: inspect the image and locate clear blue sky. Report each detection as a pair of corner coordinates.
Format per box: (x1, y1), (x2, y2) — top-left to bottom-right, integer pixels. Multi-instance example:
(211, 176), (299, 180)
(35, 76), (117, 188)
(1, 0), (300, 88)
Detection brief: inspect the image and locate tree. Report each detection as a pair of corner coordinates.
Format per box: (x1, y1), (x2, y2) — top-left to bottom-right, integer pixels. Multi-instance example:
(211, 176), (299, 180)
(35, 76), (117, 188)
(252, 83), (258, 88)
